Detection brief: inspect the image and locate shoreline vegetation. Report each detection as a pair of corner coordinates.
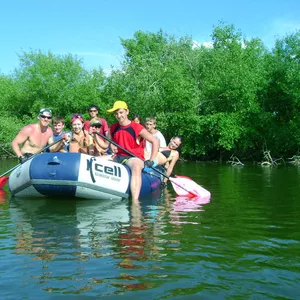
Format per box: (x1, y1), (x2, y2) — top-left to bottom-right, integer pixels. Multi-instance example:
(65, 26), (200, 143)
(1, 23), (299, 164)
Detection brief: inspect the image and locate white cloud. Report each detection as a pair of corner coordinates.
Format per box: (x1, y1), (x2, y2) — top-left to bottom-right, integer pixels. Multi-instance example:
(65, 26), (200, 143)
(201, 41), (213, 48)
(261, 18), (300, 48)
(192, 40), (213, 49)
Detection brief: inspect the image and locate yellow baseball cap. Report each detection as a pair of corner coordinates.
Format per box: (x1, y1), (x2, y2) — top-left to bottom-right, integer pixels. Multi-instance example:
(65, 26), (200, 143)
(107, 101), (128, 113)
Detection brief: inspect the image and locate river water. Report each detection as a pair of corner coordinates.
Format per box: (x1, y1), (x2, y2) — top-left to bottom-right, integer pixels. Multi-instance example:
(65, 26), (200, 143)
(0, 159), (299, 299)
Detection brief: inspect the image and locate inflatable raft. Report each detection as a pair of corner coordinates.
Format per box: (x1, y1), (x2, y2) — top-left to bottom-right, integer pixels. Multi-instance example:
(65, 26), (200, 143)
(8, 152), (164, 200)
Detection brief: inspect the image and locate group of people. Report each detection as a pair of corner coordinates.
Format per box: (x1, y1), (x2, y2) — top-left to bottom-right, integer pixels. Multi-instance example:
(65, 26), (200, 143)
(11, 101), (182, 202)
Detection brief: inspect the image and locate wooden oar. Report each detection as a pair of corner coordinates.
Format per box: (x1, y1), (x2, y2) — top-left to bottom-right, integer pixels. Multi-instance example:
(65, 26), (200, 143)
(0, 137), (64, 189)
(94, 132), (205, 198)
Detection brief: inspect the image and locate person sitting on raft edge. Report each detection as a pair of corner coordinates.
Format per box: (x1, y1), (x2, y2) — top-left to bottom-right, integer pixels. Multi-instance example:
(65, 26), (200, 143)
(157, 135), (182, 184)
(107, 100), (159, 203)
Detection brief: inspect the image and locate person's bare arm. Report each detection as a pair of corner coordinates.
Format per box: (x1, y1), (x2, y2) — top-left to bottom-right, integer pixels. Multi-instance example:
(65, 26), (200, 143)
(165, 151), (179, 177)
(93, 134), (109, 150)
(49, 133), (71, 152)
(140, 129), (159, 162)
(11, 126), (31, 157)
(107, 128), (118, 153)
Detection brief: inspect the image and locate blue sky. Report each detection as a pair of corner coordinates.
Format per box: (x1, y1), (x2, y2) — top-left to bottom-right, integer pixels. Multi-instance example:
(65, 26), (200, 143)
(1, 0), (299, 75)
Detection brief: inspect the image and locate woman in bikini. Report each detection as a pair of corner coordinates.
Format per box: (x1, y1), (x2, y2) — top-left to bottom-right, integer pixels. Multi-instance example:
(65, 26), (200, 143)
(69, 114), (94, 155)
(156, 136), (182, 182)
(54, 114), (108, 156)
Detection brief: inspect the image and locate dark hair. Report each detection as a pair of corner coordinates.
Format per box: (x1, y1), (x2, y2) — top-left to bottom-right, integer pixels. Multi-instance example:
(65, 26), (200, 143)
(171, 135), (183, 149)
(88, 104), (99, 112)
(173, 135), (183, 142)
(171, 135), (182, 154)
(52, 116), (65, 125)
(132, 114), (142, 123)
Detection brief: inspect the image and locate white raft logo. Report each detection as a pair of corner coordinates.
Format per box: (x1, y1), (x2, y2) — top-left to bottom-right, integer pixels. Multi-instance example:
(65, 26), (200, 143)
(86, 157), (121, 183)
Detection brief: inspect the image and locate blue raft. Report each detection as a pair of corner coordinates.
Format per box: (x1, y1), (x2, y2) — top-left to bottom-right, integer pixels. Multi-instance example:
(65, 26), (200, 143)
(8, 152), (164, 200)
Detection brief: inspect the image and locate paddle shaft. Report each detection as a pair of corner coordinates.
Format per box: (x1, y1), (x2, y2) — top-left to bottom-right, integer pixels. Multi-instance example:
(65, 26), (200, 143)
(95, 132), (197, 196)
(95, 132), (169, 178)
(0, 137), (64, 179)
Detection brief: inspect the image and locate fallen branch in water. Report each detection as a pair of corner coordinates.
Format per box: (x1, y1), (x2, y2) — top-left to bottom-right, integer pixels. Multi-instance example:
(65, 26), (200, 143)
(288, 155), (300, 166)
(227, 154), (244, 166)
(260, 150), (284, 167)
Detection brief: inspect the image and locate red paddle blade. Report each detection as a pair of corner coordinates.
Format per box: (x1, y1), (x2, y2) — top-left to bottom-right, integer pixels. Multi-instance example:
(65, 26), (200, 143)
(170, 176), (211, 199)
(0, 176), (9, 189)
(0, 189), (6, 204)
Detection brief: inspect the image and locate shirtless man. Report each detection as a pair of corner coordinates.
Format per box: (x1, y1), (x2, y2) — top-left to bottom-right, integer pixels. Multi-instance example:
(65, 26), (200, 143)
(12, 108), (55, 163)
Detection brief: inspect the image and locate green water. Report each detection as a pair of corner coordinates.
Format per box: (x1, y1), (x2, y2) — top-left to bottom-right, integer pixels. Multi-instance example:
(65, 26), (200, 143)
(0, 160), (299, 299)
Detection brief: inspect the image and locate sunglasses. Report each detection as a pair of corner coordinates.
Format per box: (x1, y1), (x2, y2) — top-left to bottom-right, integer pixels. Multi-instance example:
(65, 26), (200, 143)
(89, 109), (97, 112)
(72, 114), (83, 119)
(40, 115), (52, 120)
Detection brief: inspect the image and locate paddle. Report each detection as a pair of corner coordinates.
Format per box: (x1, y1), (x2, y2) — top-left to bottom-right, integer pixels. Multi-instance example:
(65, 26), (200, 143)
(169, 175), (211, 199)
(0, 137), (64, 189)
(94, 132), (206, 198)
(167, 172), (211, 198)
(0, 176), (9, 189)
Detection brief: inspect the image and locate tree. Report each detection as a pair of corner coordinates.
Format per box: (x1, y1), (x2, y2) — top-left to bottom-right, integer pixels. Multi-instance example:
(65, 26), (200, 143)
(262, 30), (300, 155)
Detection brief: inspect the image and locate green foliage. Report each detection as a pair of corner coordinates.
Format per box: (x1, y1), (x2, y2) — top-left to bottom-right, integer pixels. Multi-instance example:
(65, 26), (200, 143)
(261, 30), (300, 156)
(1, 25), (299, 161)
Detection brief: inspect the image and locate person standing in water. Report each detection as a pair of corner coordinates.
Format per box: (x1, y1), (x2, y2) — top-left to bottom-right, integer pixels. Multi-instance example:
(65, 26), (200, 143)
(107, 100), (159, 202)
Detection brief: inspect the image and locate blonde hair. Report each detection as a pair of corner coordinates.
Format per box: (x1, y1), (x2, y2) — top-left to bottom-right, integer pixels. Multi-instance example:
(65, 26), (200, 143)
(145, 116), (157, 124)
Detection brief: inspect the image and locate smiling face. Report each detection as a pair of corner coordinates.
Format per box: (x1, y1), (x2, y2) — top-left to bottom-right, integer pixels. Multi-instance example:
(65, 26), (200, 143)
(53, 122), (65, 135)
(38, 112), (52, 127)
(71, 119), (84, 134)
(168, 137), (182, 150)
(114, 108), (129, 125)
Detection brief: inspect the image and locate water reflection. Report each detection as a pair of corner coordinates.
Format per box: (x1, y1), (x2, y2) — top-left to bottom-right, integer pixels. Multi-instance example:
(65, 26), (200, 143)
(2, 186), (211, 296)
(1, 161), (300, 298)
(173, 196), (210, 212)
(9, 198), (80, 262)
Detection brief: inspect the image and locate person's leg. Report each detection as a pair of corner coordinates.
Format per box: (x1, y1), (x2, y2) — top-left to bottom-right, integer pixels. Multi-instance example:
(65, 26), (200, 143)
(126, 158), (144, 202)
(98, 154), (114, 160)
